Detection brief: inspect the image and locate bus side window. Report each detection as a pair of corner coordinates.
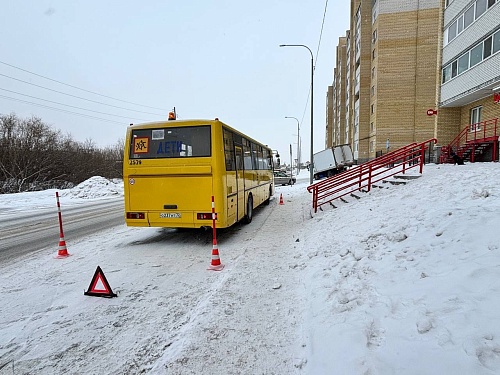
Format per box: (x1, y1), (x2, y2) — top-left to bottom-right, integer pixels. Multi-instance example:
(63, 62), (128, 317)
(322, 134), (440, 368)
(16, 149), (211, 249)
(243, 139), (253, 170)
(263, 149), (271, 170)
(235, 152), (243, 170)
(223, 129), (235, 171)
(251, 143), (259, 170)
(257, 146), (264, 170)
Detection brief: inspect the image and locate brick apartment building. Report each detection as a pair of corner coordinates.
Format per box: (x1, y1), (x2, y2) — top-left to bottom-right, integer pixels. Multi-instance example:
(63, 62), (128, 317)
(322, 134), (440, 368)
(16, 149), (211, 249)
(326, 36), (347, 147)
(327, 0), (500, 163)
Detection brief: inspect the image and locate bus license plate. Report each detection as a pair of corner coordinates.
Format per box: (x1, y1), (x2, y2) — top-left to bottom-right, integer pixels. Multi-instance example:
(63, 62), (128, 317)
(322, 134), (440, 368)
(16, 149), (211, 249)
(160, 213), (181, 218)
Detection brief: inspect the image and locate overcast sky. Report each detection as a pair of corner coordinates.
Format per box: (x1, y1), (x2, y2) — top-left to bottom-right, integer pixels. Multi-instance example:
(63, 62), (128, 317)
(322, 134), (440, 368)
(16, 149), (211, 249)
(1, 1), (349, 164)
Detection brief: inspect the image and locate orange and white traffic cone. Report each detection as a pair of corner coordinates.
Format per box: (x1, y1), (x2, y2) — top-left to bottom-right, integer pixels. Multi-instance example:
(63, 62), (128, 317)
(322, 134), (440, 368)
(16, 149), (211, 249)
(279, 193), (284, 205)
(55, 236), (70, 258)
(55, 191), (70, 259)
(207, 238), (224, 271)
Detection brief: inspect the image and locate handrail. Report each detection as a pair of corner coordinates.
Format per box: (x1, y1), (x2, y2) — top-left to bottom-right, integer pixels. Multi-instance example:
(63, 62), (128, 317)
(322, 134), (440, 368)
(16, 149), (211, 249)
(307, 139), (437, 213)
(440, 118), (498, 163)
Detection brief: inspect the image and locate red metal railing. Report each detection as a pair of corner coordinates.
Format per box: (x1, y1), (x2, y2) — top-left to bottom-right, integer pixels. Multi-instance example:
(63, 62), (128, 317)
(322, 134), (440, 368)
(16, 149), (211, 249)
(307, 139), (437, 213)
(440, 118), (498, 163)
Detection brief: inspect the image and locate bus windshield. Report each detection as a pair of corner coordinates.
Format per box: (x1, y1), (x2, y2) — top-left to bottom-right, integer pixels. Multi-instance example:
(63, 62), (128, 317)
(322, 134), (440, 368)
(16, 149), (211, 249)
(129, 125), (211, 159)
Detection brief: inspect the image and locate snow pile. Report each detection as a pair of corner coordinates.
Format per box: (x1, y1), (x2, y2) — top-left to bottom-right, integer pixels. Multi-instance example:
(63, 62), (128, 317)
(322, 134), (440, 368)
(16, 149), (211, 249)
(61, 176), (123, 199)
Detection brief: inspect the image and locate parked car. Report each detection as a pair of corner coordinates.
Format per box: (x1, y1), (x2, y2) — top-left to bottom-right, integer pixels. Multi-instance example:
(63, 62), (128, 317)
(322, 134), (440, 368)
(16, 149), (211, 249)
(273, 171), (296, 185)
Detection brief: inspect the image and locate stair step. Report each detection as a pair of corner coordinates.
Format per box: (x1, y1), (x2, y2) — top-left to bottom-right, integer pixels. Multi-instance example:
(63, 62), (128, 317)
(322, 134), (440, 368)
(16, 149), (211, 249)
(394, 174), (421, 180)
(383, 179), (407, 185)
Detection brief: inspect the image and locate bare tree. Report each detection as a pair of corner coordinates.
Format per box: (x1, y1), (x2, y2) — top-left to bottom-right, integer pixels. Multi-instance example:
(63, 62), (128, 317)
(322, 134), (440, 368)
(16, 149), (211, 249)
(0, 114), (125, 193)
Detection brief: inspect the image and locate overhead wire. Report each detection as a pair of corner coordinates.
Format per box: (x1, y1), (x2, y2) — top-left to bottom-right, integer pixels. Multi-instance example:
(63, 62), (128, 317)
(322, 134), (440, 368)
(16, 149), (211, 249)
(0, 95), (125, 124)
(0, 87), (151, 122)
(0, 72), (167, 117)
(0, 60), (167, 111)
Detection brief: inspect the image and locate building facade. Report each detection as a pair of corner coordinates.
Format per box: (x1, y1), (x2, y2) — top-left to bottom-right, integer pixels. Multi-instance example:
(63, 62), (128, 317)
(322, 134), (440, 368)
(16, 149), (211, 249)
(326, 36), (347, 148)
(438, 0), (500, 144)
(328, 0), (500, 163)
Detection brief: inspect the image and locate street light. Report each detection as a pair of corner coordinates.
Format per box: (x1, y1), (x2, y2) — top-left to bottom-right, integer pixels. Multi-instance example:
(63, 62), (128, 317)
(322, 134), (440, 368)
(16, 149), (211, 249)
(280, 44), (314, 184)
(285, 116), (300, 175)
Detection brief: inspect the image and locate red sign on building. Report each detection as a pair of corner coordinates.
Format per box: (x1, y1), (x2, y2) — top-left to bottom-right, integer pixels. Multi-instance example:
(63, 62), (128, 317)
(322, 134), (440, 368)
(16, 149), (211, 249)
(494, 92), (500, 103)
(427, 109), (438, 116)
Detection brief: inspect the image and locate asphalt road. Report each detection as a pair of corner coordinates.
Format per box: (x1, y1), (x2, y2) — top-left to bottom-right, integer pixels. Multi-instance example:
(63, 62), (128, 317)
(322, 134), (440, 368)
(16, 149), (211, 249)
(0, 198), (124, 264)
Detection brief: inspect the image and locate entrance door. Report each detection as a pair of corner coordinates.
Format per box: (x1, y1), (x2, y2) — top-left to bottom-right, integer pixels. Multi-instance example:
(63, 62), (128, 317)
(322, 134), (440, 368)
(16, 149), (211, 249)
(235, 146), (245, 221)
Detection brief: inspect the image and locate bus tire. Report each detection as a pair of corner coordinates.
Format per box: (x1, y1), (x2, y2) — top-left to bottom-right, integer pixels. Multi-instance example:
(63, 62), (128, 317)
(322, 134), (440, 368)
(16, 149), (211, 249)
(244, 195), (253, 224)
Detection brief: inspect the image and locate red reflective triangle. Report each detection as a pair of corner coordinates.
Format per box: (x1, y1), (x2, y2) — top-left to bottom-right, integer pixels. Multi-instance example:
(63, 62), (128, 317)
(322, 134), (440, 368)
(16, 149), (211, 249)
(84, 266), (117, 298)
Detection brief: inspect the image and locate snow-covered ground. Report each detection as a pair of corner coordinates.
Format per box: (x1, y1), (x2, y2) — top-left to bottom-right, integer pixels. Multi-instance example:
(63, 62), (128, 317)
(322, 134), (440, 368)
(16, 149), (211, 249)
(1, 163), (500, 374)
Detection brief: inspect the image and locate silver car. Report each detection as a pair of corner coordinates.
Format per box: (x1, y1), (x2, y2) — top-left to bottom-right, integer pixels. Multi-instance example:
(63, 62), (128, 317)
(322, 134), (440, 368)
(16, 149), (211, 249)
(273, 171), (296, 185)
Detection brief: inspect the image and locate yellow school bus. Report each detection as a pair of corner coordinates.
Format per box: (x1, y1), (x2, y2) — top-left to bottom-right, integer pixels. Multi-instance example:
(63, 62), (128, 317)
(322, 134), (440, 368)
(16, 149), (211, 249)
(123, 118), (274, 228)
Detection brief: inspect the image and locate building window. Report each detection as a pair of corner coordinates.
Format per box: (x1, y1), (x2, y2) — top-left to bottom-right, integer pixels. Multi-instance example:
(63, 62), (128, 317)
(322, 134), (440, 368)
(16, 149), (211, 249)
(442, 64), (451, 83)
(448, 20), (457, 41)
(372, 49), (376, 60)
(371, 86), (375, 96)
(452, 61), (458, 77)
(476, 0), (487, 17)
(470, 106), (482, 131)
(464, 6), (474, 29)
(370, 122), (374, 132)
(458, 53), (469, 74)
(371, 104), (375, 114)
(372, 67), (376, 79)
(457, 15), (464, 34)
(370, 141), (375, 152)
(470, 44), (483, 67)
(493, 31), (500, 54)
(372, 29), (377, 44)
(484, 36), (493, 58)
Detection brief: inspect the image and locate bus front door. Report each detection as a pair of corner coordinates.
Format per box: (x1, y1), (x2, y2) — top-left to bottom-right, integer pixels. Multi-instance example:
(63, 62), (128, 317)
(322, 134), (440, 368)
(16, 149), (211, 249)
(235, 146), (245, 221)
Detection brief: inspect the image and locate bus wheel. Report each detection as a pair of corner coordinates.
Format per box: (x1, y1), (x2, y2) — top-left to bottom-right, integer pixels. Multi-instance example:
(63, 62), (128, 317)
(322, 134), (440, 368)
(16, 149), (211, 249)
(244, 195), (253, 224)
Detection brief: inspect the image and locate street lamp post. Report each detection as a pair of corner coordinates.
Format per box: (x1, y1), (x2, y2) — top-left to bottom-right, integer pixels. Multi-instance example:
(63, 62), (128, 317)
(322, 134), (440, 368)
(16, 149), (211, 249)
(285, 116), (300, 175)
(280, 44), (314, 184)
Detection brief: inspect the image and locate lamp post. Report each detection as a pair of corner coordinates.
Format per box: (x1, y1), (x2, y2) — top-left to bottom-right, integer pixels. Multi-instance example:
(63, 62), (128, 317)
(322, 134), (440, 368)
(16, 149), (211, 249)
(280, 44), (314, 184)
(285, 116), (300, 175)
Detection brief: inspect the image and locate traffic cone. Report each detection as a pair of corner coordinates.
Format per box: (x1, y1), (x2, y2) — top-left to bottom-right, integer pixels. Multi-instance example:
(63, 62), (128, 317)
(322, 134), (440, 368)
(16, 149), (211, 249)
(55, 236), (70, 258)
(279, 193), (284, 205)
(207, 238), (224, 271)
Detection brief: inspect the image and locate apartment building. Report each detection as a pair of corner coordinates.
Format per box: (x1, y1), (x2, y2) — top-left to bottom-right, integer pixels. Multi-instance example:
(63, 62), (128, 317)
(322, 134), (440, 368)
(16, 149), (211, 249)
(326, 36), (347, 148)
(438, 0), (500, 144)
(326, 85), (334, 147)
(328, 0), (500, 163)
(332, 0), (443, 163)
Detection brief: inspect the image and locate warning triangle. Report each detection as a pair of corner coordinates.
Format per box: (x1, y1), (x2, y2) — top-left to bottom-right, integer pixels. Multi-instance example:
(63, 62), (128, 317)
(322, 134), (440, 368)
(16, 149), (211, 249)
(84, 266), (117, 298)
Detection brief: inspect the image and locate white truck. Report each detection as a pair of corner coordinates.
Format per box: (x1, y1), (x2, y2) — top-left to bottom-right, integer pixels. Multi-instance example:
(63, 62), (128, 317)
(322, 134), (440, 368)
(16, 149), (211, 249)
(313, 144), (354, 180)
